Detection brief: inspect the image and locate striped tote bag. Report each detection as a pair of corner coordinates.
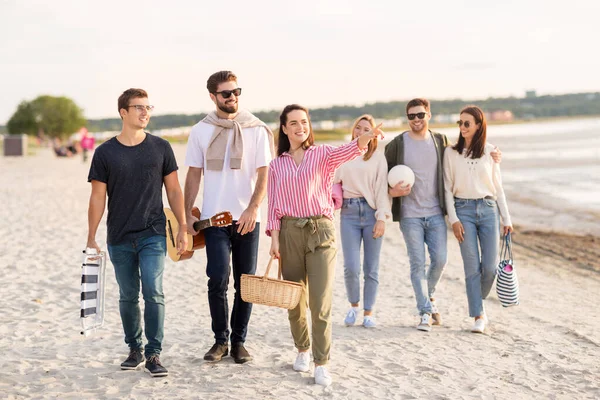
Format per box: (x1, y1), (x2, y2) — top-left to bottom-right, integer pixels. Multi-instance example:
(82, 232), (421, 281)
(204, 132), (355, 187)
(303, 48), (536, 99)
(496, 233), (519, 307)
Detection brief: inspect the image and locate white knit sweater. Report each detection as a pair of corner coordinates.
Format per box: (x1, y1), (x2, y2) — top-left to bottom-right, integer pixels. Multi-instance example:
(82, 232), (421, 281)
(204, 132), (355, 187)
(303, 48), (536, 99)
(443, 143), (512, 226)
(334, 151), (392, 221)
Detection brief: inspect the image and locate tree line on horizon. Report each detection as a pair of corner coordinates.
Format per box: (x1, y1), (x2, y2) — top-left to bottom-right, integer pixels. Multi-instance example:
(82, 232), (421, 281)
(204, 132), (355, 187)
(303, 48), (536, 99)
(2, 92), (599, 135)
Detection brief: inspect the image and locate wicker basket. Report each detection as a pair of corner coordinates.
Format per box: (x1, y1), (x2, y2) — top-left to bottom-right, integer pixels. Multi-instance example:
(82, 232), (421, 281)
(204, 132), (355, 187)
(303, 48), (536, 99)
(241, 256), (303, 310)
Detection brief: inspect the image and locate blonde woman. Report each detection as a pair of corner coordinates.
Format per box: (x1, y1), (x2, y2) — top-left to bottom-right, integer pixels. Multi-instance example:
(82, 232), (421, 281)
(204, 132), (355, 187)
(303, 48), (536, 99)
(335, 115), (391, 328)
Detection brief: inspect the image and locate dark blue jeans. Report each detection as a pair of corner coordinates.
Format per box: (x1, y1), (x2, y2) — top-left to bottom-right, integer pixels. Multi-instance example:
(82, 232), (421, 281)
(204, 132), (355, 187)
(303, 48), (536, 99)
(107, 235), (166, 357)
(204, 222), (259, 345)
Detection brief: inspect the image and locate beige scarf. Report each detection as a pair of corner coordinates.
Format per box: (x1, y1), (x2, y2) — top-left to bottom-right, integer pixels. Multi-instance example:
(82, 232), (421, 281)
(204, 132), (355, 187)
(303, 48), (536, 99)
(203, 109), (275, 170)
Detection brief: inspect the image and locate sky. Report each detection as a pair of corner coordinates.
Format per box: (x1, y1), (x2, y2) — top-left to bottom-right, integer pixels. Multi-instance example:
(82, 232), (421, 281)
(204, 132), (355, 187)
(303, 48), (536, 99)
(1, 0), (599, 124)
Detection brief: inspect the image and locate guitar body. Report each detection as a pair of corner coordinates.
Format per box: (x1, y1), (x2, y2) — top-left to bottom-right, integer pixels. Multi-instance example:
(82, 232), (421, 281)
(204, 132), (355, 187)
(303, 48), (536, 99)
(164, 207), (233, 262)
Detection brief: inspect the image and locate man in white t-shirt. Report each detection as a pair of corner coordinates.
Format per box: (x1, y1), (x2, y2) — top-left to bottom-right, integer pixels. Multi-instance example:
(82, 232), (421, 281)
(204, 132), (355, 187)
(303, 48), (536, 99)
(184, 71), (273, 364)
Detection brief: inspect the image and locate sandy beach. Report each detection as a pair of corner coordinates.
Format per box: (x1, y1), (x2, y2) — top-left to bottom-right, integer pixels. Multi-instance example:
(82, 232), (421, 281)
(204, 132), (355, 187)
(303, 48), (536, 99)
(0, 143), (599, 400)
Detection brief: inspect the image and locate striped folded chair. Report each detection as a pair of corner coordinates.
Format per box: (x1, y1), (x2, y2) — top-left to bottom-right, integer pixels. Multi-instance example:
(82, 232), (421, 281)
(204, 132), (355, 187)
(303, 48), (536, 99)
(80, 249), (107, 336)
(496, 234), (519, 307)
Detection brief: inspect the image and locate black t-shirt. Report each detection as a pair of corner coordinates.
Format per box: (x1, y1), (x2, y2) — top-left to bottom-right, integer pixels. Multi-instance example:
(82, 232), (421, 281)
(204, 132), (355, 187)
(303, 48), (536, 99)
(88, 133), (178, 245)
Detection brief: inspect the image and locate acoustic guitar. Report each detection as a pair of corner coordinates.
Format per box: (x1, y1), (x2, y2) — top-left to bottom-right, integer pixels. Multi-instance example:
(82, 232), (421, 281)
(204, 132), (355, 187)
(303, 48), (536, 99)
(164, 207), (233, 262)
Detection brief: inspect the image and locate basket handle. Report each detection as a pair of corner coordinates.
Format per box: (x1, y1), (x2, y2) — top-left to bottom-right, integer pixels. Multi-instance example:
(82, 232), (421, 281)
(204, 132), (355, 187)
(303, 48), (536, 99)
(263, 256), (283, 280)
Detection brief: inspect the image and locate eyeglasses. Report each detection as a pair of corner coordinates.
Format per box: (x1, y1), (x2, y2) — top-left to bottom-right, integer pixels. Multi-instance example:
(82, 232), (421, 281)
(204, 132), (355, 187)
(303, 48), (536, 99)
(407, 112), (426, 120)
(214, 88), (242, 99)
(457, 120), (472, 128)
(128, 105), (155, 112)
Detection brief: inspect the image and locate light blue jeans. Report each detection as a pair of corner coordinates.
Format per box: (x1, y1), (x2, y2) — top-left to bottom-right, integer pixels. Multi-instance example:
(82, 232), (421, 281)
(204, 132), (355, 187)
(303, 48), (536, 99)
(400, 214), (447, 315)
(454, 198), (500, 318)
(107, 235), (166, 357)
(340, 198), (382, 311)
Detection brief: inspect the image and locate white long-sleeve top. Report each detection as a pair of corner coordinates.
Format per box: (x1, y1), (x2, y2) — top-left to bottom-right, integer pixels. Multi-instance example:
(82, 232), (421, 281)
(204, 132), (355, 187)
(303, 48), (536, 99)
(443, 143), (512, 226)
(334, 151), (392, 221)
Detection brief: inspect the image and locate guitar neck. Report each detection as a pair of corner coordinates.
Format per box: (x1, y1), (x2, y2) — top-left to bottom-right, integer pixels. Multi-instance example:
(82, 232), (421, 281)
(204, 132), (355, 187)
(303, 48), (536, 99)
(192, 218), (212, 232)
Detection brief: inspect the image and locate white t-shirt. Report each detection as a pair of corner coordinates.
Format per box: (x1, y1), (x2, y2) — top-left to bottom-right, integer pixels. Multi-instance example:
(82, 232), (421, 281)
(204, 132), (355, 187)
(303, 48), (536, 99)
(185, 121), (272, 221)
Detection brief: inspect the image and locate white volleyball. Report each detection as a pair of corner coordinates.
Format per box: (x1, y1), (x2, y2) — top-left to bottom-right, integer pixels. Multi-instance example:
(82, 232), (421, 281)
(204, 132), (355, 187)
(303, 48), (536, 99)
(388, 165), (415, 187)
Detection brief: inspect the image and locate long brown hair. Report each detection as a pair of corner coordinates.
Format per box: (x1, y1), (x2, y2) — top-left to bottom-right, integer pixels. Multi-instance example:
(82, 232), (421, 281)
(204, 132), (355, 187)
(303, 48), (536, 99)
(277, 104), (315, 156)
(452, 105), (487, 159)
(351, 114), (377, 161)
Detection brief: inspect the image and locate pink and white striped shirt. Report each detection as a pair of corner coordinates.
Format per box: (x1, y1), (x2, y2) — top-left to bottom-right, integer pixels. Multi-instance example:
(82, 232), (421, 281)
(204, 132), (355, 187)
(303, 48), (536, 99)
(266, 139), (365, 235)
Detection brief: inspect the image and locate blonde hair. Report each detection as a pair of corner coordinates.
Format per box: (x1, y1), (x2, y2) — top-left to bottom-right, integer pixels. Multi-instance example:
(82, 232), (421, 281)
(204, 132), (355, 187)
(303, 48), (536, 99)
(351, 114), (377, 161)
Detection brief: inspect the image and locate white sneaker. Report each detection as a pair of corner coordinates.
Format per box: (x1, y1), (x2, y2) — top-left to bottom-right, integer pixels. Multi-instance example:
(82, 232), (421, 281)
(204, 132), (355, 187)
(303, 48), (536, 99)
(314, 365), (332, 387)
(344, 307), (358, 326)
(416, 313), (432, 332)
(293, 351), (311, 372)
(362, 315), (376, 328)
(471, 318), (486, 333)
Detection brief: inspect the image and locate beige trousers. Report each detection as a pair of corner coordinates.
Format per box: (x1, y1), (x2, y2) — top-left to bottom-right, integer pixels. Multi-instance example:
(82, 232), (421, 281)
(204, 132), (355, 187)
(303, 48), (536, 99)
(279, 216), (337, 365)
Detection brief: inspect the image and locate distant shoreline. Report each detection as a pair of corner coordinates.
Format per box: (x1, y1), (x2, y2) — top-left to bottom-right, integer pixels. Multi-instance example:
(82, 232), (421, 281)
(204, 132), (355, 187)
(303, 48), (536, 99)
(312, 114), (600, 138)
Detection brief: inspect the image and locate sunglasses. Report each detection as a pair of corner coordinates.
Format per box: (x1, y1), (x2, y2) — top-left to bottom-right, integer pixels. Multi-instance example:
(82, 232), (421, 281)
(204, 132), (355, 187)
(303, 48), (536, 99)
(407, 112), (426, 120)
(457, 120), (472, 128)
(214, 88), (242, 99)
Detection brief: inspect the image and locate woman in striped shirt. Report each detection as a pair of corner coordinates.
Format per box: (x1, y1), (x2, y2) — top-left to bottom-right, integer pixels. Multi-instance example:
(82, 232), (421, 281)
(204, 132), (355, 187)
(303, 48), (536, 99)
(267, 104), (381, 387)
(334, 115), (391, 329)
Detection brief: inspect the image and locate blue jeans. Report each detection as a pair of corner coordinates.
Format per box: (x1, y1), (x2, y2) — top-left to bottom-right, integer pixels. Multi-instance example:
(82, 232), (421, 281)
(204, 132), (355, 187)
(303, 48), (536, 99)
(400, 214), (448, 315)
(340, 198), (382, 311)
(107, 235), (166, 357)
(204, 222), (259, 345)
(454, 198), (500, 317)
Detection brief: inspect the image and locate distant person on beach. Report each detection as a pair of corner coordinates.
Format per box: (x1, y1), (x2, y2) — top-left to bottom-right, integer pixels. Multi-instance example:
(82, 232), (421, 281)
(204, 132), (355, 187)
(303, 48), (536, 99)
(79, 127), (95, 162)
(385, 98), (501, 333)
(443, 105), (513, 334)
(334, 114), (391, 328)
(52, 137), (74, 157)
(184, 71), (274, 364)
(86, 88), (188, 377)
(267, 104), (382, 387)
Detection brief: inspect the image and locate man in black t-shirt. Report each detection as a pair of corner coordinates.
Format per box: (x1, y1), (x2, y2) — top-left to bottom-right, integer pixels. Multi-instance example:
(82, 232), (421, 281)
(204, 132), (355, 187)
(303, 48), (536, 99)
(86, 88), (187, 378)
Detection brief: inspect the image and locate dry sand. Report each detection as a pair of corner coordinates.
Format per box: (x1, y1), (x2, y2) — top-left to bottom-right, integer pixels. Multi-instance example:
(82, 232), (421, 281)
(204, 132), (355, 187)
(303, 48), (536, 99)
(0, 145), (598, 399)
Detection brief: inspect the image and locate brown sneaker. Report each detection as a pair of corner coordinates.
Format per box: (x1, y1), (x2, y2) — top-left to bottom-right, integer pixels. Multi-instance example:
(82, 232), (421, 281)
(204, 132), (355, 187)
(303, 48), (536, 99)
(231, 343), (253, 364)
(203, 343), (228, 362)
(430, 298), (442, 326)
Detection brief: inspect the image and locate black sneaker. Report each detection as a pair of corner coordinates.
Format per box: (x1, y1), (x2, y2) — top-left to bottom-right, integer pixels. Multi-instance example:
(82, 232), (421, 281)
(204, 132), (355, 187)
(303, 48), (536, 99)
(203, 343), (228, 362)
(231, 343), (253, 364)
(120, 348), (144, 370)
(145, 355), (168, 377)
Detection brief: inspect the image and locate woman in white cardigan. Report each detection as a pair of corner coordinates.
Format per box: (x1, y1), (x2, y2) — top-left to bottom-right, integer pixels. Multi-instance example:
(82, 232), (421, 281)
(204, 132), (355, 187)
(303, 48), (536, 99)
(443, 105), (513, 334)
(335, 115), (391, 328)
